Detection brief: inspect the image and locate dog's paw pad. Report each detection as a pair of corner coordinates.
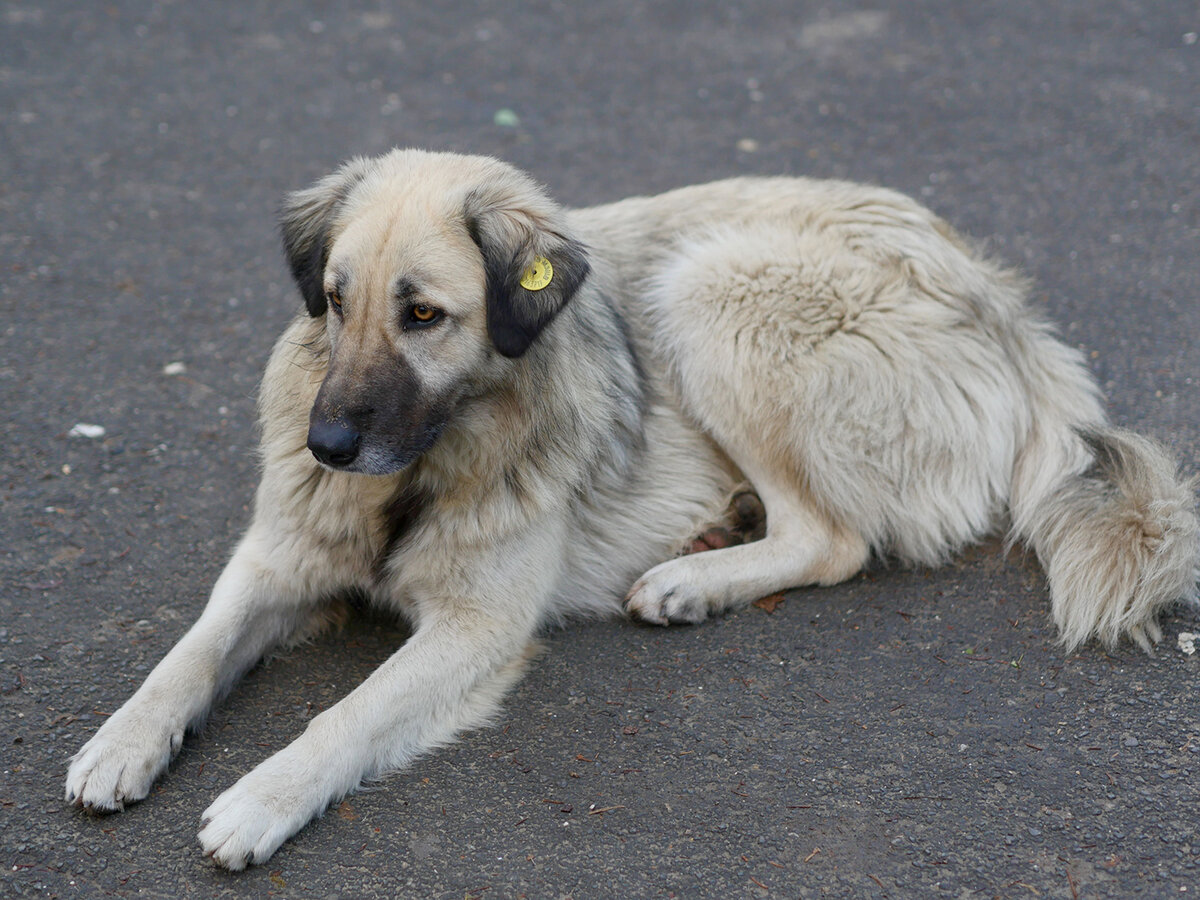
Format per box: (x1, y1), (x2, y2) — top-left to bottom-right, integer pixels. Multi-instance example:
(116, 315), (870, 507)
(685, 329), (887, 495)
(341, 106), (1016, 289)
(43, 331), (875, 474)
(683, 526), (738, 555)
(678, 491), (767, 557)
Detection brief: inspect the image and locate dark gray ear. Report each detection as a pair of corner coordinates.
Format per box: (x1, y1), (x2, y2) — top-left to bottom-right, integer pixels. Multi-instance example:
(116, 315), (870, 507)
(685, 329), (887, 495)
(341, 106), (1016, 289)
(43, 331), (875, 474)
(464, 193), (590, 358)
(279, 158), (373, 316)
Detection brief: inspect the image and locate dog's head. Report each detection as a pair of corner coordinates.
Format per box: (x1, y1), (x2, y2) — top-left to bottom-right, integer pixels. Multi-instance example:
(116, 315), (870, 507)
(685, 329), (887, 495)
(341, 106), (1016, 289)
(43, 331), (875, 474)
(279, 150), (590, 475)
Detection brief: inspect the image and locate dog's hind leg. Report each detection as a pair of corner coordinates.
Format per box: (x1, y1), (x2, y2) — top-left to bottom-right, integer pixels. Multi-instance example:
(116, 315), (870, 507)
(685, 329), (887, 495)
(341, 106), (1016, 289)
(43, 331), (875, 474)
(65, 524), (332, 813)
(625, 457), (869, 625)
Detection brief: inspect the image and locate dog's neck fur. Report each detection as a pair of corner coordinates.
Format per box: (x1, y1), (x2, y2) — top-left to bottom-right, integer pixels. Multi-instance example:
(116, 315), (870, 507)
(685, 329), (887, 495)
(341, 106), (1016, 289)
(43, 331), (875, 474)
(409, 267), (646, 518)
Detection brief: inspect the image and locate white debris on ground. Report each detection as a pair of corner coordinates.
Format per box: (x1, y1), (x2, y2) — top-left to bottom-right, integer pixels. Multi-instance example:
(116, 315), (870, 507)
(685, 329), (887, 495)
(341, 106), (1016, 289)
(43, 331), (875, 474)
(162, 361), (187, 375)
(67, 423), (105, 439)
(1178, 632), (1197, 656)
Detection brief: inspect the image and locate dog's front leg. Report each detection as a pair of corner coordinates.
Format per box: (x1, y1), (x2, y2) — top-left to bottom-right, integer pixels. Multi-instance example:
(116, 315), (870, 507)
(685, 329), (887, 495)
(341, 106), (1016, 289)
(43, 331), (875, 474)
(196, 592), (542, 870)
(65, 525), (329, 812)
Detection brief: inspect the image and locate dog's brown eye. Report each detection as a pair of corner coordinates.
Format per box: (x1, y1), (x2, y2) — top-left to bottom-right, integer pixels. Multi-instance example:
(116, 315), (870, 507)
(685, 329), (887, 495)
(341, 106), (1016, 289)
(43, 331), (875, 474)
(326, 290), (343, 314)
(406, 304), (443, 328)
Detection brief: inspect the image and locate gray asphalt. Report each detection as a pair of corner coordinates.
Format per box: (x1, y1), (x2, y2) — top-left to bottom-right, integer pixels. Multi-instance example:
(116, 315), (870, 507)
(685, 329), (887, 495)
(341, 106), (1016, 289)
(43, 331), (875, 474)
(2, 2), (1198, 897)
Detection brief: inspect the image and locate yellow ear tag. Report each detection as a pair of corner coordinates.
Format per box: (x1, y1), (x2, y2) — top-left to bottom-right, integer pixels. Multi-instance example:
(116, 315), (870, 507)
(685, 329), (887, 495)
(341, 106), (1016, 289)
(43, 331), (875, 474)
(519, 256), (554, 291)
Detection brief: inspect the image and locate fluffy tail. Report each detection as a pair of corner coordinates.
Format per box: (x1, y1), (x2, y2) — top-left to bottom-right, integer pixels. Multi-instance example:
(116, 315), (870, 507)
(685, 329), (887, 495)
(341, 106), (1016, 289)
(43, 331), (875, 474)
(1012, 421), (1199, 652)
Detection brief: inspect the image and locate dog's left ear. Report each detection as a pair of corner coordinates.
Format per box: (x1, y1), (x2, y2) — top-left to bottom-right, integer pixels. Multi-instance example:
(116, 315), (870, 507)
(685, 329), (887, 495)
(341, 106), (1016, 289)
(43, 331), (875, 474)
(464, 183), (590, 358)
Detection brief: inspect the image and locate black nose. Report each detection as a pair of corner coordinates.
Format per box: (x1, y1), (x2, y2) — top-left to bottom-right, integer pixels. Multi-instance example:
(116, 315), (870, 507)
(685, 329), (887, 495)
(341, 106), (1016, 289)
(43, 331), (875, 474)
(307, 419), (361, 468)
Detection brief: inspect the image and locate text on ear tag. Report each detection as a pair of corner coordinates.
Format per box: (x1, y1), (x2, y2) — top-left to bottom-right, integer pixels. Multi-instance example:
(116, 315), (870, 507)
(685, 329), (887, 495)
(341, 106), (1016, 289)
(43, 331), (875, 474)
(519, 256), (554, 291)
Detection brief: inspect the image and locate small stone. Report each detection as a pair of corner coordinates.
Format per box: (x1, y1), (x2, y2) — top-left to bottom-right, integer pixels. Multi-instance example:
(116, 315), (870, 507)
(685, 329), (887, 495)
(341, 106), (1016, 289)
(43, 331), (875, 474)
(493, 108), (520, 128)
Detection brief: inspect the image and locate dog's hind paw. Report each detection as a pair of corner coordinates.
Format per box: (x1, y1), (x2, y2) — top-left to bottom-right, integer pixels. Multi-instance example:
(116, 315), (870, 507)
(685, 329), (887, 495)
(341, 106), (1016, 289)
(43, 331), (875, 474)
(679, 489), (767, 556)
(624, 558), (712, 626)
(65, 713), (182, 813)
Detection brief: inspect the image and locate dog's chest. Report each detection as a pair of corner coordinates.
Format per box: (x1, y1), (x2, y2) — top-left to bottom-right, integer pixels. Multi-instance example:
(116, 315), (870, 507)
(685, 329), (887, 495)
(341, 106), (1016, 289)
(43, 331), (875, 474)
(262, 458), (403, 581)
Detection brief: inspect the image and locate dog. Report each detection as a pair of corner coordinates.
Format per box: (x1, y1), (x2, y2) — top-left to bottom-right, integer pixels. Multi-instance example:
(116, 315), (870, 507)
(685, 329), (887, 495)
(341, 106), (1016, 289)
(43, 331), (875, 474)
(65, 149), (1199, 868)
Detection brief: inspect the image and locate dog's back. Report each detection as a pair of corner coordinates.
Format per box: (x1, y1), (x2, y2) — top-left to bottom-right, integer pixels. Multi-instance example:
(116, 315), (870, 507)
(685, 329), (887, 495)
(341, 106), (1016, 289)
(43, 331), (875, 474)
(576, 176), (1199, 646)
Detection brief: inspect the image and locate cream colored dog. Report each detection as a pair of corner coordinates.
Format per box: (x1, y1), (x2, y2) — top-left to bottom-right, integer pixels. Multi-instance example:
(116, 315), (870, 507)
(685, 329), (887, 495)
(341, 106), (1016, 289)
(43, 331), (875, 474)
(66, 150), (1198, 868)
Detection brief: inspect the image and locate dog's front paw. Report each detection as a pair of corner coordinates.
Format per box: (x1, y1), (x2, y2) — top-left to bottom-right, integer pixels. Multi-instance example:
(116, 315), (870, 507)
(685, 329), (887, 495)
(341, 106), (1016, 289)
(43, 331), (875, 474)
(65, 711), (183, 813)
(199, 753), (327, 869)
(624, 559), (710, 626)
(199, 787), (292, 870)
